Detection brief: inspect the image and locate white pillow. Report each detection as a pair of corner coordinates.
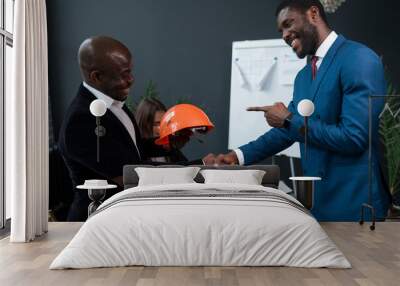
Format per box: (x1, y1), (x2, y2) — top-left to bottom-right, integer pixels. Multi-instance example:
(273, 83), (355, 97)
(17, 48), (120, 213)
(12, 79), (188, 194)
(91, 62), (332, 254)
(200, 169), (266, 185)
(135, 167), (201, 186)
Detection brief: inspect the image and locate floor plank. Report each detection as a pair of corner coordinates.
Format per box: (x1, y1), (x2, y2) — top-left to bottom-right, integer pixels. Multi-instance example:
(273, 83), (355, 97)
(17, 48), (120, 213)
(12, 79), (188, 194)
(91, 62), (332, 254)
(0, 222), (399, 286)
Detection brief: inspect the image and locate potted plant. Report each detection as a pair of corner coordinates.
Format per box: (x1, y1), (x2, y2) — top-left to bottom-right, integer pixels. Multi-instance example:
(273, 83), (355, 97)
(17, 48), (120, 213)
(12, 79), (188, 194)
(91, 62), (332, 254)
(379, 83), (400, 215)
(126, 80), (160, 112)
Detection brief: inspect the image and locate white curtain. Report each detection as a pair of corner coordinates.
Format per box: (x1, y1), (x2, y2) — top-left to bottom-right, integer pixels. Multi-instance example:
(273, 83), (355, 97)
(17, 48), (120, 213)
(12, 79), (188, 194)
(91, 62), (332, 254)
(6, 0), (49, 242)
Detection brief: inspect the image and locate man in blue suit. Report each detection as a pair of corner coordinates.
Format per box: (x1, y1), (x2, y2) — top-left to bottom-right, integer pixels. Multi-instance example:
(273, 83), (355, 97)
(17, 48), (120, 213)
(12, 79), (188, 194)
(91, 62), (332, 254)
(214, 0), (390, 221)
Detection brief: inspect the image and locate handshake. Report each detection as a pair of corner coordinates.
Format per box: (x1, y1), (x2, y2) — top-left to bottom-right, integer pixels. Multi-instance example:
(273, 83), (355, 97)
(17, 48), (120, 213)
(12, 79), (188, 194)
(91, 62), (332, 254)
(202, 151), (239, 166)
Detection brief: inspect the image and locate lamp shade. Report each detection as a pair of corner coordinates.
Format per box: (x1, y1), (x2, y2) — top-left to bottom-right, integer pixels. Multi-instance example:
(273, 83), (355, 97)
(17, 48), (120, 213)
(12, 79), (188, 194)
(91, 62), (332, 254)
(90, 99), (107, 117)
(297, 99), (315, 117)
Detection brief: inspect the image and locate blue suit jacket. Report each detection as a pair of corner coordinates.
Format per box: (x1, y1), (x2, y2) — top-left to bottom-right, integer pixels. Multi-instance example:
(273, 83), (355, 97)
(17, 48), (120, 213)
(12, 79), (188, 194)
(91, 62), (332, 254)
(240, 35), (390, 221)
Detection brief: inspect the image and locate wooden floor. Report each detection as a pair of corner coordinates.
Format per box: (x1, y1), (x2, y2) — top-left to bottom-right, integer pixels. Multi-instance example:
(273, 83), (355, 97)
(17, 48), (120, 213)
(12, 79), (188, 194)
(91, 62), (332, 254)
(0, 222), (399, 286)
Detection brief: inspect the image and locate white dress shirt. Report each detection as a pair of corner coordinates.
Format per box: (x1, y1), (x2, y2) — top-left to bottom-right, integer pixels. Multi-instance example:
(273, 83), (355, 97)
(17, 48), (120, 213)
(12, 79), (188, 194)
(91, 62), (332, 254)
(233, 31), (338, 165)
(83, 82), (141, 158)
(313, 31), (338, 69)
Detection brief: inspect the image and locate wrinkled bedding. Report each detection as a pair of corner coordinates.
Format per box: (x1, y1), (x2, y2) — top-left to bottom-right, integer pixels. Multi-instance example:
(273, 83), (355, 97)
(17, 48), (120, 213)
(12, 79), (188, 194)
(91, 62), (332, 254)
(50, 183), (351, 269)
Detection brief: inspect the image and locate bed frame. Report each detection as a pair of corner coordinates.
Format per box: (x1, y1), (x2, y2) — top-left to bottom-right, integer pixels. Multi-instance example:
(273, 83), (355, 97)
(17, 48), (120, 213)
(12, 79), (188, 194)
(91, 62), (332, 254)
(123, 164), (280, 189)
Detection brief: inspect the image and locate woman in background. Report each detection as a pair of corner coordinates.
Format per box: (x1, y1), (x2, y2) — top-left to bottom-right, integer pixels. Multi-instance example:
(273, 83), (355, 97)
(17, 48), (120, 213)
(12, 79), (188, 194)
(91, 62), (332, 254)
(135, 98), (188, 163)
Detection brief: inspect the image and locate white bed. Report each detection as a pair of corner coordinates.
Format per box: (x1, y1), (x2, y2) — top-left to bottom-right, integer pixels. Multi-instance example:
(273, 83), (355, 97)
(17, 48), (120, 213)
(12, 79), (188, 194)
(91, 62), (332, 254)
(50, 182), (351, 269)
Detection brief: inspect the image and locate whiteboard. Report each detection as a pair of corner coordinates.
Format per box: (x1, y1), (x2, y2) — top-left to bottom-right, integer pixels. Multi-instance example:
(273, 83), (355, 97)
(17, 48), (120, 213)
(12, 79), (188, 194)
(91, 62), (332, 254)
(228, 39), (306, 158)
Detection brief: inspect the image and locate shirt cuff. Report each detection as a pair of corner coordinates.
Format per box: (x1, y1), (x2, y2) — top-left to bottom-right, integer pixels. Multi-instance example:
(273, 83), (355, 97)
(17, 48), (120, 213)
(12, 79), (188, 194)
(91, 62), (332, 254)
(234, 149), (245, 165)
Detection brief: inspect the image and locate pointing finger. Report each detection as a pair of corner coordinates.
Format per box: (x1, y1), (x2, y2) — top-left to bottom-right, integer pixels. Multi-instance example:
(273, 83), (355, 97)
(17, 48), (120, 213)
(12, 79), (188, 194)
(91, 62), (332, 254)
(246, 106), (272, 112)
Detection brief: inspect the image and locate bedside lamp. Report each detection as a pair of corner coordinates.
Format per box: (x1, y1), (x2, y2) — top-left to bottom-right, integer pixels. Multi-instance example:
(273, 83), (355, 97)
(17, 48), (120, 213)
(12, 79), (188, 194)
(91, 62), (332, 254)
(297, 99), (315, 161)
(89, 99), (107, 162)
(289, 99), (320, 210)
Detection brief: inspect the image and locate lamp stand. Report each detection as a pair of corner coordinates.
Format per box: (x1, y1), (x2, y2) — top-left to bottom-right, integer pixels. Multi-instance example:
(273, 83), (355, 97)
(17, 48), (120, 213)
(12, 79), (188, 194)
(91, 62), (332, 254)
(94, 117), (106, 162)
(359, 96), (376, 231)
(359, 203), (376, 230)
(304, 116), (308, 161)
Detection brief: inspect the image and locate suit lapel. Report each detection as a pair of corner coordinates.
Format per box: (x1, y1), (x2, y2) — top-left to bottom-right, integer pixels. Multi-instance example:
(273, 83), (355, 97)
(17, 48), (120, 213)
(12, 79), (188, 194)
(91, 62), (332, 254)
(122, 104), (138, 134)
(122, 104), (144, 155)
(104, 106), (144, 159)
(309, 35), (346, 101)
(104, 111), (130, 142)
(80, 85), (142, 158)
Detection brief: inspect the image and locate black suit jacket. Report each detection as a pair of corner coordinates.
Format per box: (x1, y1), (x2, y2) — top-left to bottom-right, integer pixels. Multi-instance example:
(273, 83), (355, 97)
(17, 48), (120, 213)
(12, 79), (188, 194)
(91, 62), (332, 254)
(59, 84), (145, 221)
(59, 84), (202, 221)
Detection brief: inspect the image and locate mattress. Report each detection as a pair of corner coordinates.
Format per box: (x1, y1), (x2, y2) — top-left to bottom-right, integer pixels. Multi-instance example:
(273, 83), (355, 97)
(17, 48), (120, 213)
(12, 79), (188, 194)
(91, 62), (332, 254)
(50, 183), (351, 269)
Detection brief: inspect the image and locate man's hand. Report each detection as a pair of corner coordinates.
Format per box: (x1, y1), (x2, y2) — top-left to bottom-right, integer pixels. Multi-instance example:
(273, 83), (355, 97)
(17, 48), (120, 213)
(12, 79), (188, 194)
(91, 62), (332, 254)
(247, 102), (291, 128)
(215, 151), (239, 165)
(202, 152), (239, 165)
(202, 153), (217, 165)
(111, 176), (123, 187)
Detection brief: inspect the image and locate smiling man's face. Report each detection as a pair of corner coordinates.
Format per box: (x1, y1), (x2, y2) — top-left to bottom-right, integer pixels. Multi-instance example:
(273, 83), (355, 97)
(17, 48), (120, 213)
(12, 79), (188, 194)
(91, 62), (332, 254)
(95, 50), (134, 102)
(277, 7), (319, 58)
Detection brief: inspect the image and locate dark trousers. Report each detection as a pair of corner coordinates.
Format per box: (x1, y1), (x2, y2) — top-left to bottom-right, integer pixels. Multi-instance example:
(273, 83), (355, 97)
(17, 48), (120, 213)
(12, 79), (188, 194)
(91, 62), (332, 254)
(67, 192), (90, 221)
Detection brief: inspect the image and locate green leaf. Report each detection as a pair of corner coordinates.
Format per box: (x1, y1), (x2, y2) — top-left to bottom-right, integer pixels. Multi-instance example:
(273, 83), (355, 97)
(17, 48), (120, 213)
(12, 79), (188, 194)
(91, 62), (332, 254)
(379, 94), (400, 195)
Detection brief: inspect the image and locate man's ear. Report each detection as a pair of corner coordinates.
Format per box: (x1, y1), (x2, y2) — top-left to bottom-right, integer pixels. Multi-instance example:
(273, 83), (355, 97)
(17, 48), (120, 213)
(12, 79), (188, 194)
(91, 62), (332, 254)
(307, 6), (320, 23)
(89, 70), (102, 84)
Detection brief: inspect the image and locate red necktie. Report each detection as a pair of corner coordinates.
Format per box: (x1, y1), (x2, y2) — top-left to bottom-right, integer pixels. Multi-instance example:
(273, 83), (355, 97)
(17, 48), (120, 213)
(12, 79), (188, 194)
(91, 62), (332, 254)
(311, 56), (318, 80)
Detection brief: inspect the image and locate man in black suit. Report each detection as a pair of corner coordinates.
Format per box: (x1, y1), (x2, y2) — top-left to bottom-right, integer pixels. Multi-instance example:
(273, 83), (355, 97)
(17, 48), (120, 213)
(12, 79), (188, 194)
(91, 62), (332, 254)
(60, 36), (215, 221)
(59, 36), (145, 221)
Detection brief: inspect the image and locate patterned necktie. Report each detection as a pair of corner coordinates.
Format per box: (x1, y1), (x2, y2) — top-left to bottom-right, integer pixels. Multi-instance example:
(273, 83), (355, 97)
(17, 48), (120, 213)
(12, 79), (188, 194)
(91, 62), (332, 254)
(311, 56), (318, 80)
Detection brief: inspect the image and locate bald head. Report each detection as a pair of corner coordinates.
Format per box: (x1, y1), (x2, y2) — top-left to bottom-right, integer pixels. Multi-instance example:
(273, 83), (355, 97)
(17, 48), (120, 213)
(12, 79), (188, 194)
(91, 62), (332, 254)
(78, 36), (130, 80)
(78, 36), (134, 101)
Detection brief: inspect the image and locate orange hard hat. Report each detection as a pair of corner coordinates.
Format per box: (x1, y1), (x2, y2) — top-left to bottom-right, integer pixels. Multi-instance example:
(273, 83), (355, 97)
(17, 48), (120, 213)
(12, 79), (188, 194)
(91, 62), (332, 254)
(155, 104), (214, 145)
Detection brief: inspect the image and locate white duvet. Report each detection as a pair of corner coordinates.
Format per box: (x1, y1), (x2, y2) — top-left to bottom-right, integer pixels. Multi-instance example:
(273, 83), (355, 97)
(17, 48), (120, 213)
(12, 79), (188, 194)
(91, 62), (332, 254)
(50, 183), (351, 269)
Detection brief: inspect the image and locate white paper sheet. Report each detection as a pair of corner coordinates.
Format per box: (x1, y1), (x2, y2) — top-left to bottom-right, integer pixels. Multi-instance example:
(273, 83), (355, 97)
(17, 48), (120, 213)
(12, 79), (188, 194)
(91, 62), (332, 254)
(234, 57), (277, 91)
(279, 52), (305, 85)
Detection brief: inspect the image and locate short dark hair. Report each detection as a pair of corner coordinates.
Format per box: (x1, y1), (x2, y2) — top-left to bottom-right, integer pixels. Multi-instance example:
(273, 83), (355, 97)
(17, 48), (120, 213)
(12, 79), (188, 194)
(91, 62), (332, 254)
(135, 98), (167, 139)
(275, 0), (329, 25)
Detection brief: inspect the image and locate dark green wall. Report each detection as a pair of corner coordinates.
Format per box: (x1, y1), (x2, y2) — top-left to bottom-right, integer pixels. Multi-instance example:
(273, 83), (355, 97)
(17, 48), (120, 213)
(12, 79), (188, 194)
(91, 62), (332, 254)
(47, 0), (400, 160)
